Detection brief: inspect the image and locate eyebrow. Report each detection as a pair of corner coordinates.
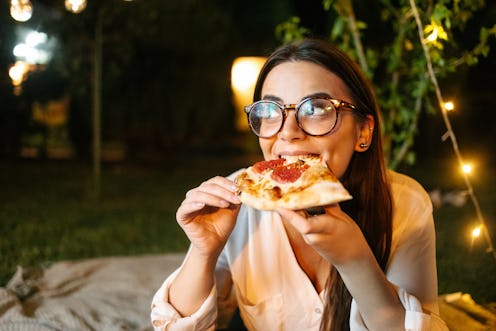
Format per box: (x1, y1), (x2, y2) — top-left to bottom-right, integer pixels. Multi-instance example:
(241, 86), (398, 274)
(261, 92), (334, 103)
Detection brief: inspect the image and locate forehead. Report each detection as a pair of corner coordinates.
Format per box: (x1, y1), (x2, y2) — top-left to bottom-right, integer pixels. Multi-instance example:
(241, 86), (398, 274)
(261, 61), (352, 103)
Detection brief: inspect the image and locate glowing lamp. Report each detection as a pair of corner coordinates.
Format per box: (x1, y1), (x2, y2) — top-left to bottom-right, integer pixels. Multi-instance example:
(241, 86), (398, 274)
(9, 61), (29, 86)
(231, 57), (266, 131)
(10, 0), (33, 22)
(65, 0), (87, 13)
(26, 31), (48, 47)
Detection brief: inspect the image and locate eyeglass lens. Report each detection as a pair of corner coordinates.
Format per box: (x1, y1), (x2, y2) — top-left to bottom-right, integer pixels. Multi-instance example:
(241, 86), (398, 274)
(248, 99), (338, 137)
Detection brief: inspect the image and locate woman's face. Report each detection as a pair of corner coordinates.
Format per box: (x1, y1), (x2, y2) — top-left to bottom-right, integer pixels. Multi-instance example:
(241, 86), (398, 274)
(258, 61), (372, 178)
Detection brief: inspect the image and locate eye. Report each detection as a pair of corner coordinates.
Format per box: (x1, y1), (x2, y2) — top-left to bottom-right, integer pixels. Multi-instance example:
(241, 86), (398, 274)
(255, 102), (280, 119)
(300, 99), (333, 116)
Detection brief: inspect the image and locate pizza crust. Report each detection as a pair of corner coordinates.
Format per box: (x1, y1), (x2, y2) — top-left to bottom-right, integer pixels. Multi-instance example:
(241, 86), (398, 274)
(236, 156), (352, 211)
(238, 181), (352, 210)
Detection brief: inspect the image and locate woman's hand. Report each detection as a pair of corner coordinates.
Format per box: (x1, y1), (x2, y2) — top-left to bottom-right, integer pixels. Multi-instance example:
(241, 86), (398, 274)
(276, 204), (371, 266)
(278, 205), (405, 330)
(176, 176), (241, 259)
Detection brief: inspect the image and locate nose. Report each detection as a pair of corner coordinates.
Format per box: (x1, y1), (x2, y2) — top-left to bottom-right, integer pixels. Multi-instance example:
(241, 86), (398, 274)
(277, 108), (305, 141)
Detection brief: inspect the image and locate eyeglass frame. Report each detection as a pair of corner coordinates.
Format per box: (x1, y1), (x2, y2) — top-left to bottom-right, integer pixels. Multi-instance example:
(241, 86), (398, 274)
(244, 96), (359, 138)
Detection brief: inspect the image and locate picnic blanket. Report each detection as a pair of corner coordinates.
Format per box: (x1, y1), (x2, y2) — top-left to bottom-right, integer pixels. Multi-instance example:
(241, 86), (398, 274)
(0, 254), (184, 331)
(0, 253), (494, 331)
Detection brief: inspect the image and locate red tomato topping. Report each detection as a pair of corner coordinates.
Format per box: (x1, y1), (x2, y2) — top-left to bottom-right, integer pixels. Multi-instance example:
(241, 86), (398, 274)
(253, 158), (286, 173)
(271, 162), (309, 183)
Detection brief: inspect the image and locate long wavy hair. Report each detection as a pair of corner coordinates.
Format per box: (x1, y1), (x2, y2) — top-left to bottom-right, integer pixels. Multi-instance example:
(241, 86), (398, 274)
(252, 38), (393, 331)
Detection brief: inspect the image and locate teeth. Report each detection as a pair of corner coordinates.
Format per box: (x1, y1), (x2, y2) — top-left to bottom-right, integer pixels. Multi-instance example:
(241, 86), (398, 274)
(285, 156), (299, 162)
(279, 154), (319, 162)
(280, 154), (318, 158)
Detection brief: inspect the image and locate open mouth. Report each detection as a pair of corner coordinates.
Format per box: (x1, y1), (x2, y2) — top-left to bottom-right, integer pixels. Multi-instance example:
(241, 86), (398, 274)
(278, 153), (320, 161)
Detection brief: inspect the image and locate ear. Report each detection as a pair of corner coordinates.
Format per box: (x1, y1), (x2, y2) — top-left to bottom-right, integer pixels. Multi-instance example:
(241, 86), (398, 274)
(354, 115), (375, 152)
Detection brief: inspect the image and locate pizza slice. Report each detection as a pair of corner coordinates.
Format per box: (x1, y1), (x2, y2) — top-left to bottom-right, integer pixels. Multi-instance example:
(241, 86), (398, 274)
(236, 155), (352, 211)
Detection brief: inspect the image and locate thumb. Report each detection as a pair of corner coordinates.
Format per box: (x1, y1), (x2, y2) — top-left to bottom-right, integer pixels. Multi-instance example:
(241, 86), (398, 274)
(277, 207), (328, 235)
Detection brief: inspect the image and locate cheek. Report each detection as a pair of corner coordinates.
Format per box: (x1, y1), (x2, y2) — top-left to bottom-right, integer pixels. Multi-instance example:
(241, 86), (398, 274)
(321, 137), (358, 178)
(259, 138), (274, 160)
(327, 151), (354, 179)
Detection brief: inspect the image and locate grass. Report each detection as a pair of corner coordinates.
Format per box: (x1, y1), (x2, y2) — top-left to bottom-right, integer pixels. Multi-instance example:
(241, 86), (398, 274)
(0, 153), (249, 284)
(1, 166), (171, 275)
(400, 155), (496, 304)
(1, 152), (495, 304)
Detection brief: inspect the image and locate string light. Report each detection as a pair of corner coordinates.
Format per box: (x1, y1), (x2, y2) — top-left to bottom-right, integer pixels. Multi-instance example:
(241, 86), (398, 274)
(443, 101), (454, 112)
(461, 164), (472, 175)
(472, 225), (482, 239)
(410, 0), (496, 260)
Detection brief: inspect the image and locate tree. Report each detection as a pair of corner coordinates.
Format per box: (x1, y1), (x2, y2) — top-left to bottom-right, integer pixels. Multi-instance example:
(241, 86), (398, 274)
(32, 0), (292, 159)
(276, 0), (496, 168)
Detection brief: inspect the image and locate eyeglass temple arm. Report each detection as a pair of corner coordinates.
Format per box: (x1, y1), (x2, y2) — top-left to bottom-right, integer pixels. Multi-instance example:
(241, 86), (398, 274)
(330, 99), (356, 110)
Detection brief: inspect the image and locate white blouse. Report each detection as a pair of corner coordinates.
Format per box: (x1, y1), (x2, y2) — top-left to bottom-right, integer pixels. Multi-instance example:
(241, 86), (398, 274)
(151, 170), (448, 331)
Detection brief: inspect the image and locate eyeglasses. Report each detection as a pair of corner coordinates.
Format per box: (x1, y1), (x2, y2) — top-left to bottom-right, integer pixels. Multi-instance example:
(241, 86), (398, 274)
(244, 97), (358, 138)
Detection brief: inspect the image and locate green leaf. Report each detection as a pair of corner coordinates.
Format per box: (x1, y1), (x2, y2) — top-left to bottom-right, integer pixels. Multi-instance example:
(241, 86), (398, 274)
(322, 0), (334, 11)
(272, 0), (496, 168)
(405, 151), (416, 165)
(275, 16), (310, 44)
(331, 17), (345, 41)
(356, 21), (367, 30)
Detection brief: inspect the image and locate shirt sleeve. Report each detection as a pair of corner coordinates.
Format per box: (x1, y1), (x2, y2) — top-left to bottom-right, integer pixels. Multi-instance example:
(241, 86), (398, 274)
(150, 268), (218, 331)
(150, 249), (236, 331)
(387, 176), (439, 314)
(350, 174), (448, 331)
(397, 287), (449, 331)
(349, 286), (448, 330)
(386, 214), (449, 330)
(349, 171), (449, 330)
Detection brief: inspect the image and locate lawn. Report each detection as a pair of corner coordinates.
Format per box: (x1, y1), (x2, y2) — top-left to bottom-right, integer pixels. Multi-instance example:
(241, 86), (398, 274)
(1, 152), (495, 304)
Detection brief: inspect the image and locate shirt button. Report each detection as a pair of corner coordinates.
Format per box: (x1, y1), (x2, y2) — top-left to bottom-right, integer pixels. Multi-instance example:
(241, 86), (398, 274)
(315, 308), (322, 314)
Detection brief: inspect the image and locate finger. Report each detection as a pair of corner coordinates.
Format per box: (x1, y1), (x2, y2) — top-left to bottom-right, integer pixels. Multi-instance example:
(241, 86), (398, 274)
(177, 181), (241, 224)
(179, 190), (233, 219)
(176, 200), (207, 223)
(193, 190), (234, 208)
(199, 176), (239, 194)
(277, 208), (326, 235)
(191, 178), (240, 204)
(186, 184), (240, 206)
(322, 203), (342, 215)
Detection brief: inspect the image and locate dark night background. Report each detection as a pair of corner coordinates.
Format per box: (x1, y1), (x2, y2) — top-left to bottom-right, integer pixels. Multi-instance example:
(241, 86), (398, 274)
(0, 0), (495, 166)
(1, 0), (294, 162)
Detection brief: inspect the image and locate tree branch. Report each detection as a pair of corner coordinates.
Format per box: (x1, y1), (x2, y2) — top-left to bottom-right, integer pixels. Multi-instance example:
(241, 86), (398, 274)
(337, 0), (368, 74)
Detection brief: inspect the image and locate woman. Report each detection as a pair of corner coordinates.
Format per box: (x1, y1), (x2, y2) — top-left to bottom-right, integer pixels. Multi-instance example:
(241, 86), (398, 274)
(151, 38), (448, 331)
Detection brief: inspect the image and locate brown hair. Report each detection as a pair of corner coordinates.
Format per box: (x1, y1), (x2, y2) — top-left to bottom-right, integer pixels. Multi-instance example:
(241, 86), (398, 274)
(253, 38), (393, 331)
